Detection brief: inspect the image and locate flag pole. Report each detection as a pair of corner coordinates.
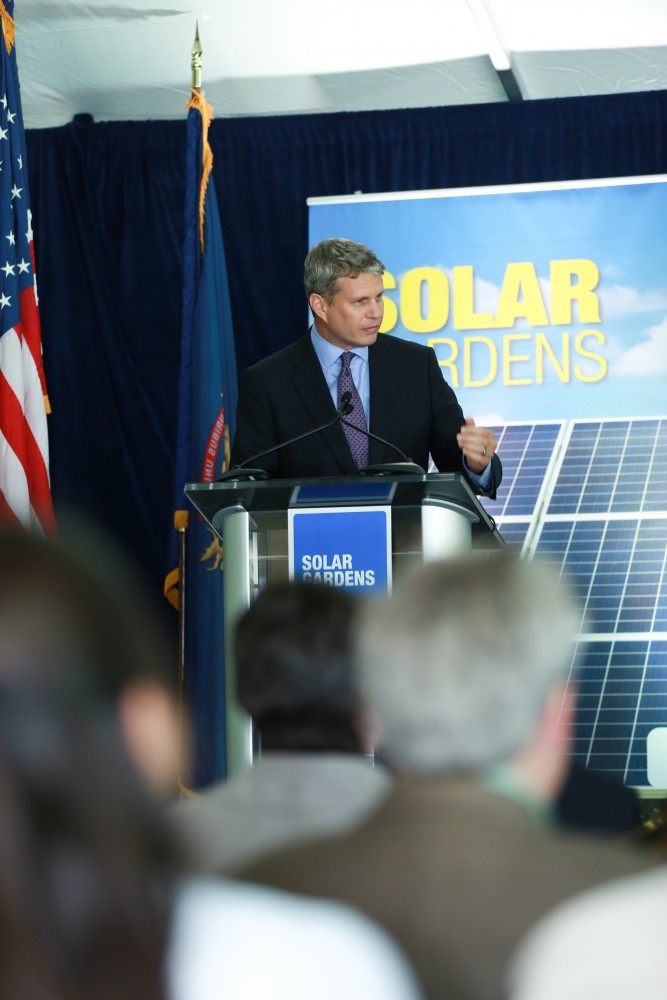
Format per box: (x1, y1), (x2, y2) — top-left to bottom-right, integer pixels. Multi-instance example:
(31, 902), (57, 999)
(170, 24), (239, 785)
(174, 22), (204, 795)
(175, 510), (189, 792)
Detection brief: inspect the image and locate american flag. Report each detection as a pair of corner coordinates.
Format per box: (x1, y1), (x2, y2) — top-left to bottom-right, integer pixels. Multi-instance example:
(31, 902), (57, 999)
(0, 2), (54, 532)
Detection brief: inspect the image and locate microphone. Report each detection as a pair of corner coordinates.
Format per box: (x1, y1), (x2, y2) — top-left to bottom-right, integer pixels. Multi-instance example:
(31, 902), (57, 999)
(217, 391), (354, 481)
(339, 390), (354, 417)
(340, 405), (425, 476)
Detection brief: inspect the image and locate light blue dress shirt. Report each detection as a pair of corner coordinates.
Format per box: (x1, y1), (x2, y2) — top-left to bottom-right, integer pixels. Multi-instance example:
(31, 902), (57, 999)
(311, 327), (371, 424)
(309, 327), (491, 487)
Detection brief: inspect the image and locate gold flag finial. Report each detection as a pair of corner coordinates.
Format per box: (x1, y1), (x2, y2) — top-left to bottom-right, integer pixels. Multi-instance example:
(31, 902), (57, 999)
(191, 21), (203, 90)
(0, 0), (16, 55)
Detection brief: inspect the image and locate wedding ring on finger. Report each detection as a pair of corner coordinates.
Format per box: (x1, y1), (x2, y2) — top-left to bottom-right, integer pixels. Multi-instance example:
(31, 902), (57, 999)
(482, 445), (488, 457)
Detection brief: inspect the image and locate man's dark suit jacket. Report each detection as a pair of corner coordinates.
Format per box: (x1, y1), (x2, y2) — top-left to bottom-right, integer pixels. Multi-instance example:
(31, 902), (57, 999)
(230, 333), (502, 496)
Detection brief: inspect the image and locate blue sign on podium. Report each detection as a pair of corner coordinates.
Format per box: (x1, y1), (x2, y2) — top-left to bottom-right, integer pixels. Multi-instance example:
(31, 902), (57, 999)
(288, 505), (392, 594)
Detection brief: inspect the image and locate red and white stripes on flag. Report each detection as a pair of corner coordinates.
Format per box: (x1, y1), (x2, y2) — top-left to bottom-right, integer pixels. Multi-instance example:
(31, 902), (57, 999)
(0, 2), (54, 533)
(0, 283), (54, 531)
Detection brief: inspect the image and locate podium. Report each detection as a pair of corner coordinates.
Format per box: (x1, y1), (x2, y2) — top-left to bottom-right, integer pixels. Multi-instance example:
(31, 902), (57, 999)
(185, 472), (504, 777)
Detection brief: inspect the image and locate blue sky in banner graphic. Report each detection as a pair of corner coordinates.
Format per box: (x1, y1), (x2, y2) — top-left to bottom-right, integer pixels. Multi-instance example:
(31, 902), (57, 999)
(309, 178), (667, 424)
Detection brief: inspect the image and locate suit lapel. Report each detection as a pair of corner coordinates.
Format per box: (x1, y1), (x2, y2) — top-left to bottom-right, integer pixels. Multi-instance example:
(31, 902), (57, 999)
(287, 336), (357, 475)
(368, 337), (399, 463)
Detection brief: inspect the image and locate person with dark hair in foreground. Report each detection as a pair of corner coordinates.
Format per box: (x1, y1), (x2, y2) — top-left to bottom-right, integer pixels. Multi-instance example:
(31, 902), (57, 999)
(0, 684), (180, 1000)
(171, 580), (390, 873)
(236, 553), (658, 1000)
(230, 237), (502, 494)
(0, 527), (422, 1000)
(0, 519), (183, 801)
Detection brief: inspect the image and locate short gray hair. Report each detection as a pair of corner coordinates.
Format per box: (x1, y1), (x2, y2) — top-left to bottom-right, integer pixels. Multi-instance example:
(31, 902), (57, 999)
(304, 237), (385, 301)
(356, 552), (580, 773)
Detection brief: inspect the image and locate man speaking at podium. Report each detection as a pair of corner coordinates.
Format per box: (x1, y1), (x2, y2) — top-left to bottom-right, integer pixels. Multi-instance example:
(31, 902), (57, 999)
(230, 238), (502, 496)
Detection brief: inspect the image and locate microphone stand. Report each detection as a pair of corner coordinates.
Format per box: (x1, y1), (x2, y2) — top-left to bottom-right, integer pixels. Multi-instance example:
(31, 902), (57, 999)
(217, 392), (354, 482)
(339, 414), (425, 477)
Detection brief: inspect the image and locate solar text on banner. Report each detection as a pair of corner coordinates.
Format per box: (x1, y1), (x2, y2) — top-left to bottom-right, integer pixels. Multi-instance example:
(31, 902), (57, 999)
(165, 89), (238, 786)
(0, 1), (54, 532)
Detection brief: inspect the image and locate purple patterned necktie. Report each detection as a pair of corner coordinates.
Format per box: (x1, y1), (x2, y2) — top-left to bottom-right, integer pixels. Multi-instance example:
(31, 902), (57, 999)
(337, 351), (369, 469)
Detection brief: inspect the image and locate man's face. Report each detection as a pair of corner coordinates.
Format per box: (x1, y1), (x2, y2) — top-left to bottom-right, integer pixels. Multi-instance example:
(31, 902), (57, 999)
(310, 273), (384, 350)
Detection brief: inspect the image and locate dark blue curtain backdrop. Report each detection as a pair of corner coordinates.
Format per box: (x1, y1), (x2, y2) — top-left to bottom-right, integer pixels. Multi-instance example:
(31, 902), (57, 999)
(24, 91), (667, 599)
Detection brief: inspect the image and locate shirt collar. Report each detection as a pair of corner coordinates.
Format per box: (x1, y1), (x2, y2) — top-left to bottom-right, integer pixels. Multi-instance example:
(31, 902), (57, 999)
(480, 762), (555, 827)
(310, 326), (369, 373)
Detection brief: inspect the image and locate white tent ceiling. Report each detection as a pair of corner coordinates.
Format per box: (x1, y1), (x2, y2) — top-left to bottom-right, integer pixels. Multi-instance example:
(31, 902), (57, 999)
(15, 0), (667, 129)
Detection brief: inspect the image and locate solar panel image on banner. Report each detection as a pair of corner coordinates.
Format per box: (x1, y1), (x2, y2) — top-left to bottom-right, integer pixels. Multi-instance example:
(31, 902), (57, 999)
(510, 417), (667, 789)
(571, 640), (667, 787)
(492, 521), (531, 551)
(547, 418), (667, 516)
(480, 422), (564, 553)
(484, 422), (565, 519)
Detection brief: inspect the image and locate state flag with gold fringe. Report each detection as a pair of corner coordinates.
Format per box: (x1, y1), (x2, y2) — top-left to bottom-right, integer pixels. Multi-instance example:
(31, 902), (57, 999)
(166, 88), (238, 785)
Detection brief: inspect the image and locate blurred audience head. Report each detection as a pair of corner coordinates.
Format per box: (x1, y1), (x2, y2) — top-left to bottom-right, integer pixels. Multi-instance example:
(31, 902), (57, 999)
(357, 552), (579, 789)
(0, 522), (186, 999)
(0, 685), (181, 1000)
(234, 580), (365, 753)
(0, 522), (181, 797)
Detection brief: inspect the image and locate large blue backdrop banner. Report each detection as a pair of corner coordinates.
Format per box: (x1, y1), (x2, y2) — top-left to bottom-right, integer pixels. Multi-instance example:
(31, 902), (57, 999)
(310, 177), (667, 790)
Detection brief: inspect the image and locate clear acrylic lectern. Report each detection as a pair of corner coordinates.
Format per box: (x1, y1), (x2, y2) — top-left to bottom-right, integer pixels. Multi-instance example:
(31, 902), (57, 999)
(185, 472), (504, 777)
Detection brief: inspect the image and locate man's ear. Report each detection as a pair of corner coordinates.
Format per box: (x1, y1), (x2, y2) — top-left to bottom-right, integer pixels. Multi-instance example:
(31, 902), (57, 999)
(544, 678), (578, 757)
(117, 679), (183, 799)
(309, 292), (328, 322)
(536, 678), (578, 798)
(510, 678), (577, 802)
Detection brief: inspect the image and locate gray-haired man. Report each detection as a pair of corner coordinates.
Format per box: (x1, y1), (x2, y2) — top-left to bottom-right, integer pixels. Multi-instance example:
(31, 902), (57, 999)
(238, 553), (656, 1000)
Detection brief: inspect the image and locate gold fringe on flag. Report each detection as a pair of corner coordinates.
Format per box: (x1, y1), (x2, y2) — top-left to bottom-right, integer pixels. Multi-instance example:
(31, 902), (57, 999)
(186, 88), (214, 255)
(0, 1), (15, 55)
